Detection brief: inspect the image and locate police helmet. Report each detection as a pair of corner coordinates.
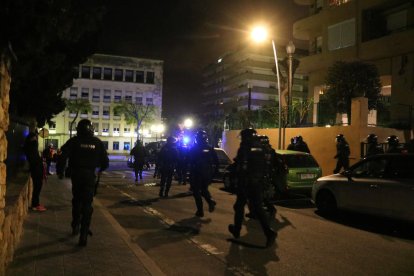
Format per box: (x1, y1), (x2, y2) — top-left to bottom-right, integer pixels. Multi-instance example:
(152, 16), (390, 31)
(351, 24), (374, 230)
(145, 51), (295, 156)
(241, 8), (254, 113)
(336, 134), (344, 142)
(195, 130), (208, 145)
(258, 135), (270, 145)
(76, 119), (94, 137)
(366, 133), (378, 144)
(386, 135), (399, 145)
(239, 128), (257, 142)
(295, 135), (303, 143)
(167, 136), (177, 144)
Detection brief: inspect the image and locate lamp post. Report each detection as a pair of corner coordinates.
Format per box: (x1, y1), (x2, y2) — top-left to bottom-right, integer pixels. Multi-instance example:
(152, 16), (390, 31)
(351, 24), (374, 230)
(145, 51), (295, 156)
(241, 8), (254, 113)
(251, 26), (282, 149)
(247, 82), (252, 111)
(286, 41), (296, 127)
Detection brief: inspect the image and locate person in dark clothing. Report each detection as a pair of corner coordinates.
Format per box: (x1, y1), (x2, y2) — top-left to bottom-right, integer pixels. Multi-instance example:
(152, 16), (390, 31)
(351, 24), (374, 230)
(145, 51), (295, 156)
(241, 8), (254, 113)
(188, 130), (219, 217)
(130, 141), (148, 182)
(333, 134), (350, 174)
(158, 136), (179, 197)
(407, 139), (414, 153)
(42, 143), (55, 175)
(286, 138), (295, 150)
(365, 133), (384, 157)
(293, 135), (310, 153)
(24, 131), (47, 212)
(58, 119), (109, 246)
(228, 128), (276, 248)
(177, 145), (189, 185)
(386, 135), (404, 153)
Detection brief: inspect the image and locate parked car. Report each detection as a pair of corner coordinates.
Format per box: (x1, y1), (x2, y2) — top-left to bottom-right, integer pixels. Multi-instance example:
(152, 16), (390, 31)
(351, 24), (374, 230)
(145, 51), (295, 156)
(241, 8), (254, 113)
(312, 153), (414, 222)
(223, 150), (322, 195)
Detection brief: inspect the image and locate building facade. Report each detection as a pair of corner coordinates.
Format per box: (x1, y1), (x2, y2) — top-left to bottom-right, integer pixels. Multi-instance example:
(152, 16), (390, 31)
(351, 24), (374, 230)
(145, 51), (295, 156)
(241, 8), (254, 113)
(47, 54), (164, 154)
(202, 45), (308, 126)
(293, 0), (414, 126)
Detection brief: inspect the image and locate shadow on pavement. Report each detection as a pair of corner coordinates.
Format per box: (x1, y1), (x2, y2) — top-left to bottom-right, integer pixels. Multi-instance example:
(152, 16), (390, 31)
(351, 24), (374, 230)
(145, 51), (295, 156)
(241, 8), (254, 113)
(315, 210), (414, 240)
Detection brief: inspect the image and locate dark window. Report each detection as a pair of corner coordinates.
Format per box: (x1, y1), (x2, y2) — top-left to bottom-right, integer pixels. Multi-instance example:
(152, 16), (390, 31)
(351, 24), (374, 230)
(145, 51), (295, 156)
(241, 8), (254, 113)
(114, 69), (123, 81)
(74, 66), (80, 79)
(103, 68), (113, 80)
(125, 70), (133, 82)
(135, 71), (144, 83)
(48, 121), (56, 129)
(102, 141), (108, 150)
(113, 142), (119, 150)
(283, 154), (319, 168)
(146, 71), (155, 84)
(81, 66), (91, 78)
(92, 67), (102, 79)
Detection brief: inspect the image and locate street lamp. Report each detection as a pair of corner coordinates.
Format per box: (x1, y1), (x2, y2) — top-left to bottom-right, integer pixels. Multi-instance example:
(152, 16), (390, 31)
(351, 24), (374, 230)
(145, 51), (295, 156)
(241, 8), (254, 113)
(183, 118), (193, 129)
(151, 124), (165, 142)
(286, 41), (296, 127)
(251, 26), (282, 149)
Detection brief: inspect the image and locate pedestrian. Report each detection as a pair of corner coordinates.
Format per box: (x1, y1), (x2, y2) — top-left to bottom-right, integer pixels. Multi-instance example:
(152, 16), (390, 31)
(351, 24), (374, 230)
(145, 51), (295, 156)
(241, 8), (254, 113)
(130, 140), (148, 183)
(58, 119), (109, 246)
(386, 135), (403, 153)
(158, 136), (179, 197)
(365, 133), (384, 157)
(286, 137), (295, 150)
(177, 144), (189, 185)
(293, 135), (310, 153)
(24, 130), (47, 212)
(55, 148), (65, 179)
(333, 134), (350, 174)
(42, 143), (55, 175)
(188, 130), (218, 217)
(228, 128), (276, 248)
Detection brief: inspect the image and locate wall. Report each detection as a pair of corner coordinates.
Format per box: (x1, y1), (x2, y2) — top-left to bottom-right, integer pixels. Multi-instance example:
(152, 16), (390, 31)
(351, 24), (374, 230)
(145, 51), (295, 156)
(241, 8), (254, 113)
(0, 54), (32, 274)
(222, 97), (407, 176)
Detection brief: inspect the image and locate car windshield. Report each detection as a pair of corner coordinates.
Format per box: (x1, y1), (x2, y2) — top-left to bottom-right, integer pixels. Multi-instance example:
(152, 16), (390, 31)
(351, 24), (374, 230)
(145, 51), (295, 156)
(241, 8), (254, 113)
(283, 154), (319, 168)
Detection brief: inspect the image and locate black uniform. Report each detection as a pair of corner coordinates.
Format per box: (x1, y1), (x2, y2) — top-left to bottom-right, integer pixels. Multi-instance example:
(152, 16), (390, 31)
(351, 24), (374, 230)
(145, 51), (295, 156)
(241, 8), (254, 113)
(188, 133), (218, 217)
(59, 125), (108, 246)
(158, 140), (179, 197)
(24, 132), (45, 210)
(177, 145), (189, 184)
(294, 137), (310, 153)
(130, 143), (148, 181)
(366, 142), (384, 157)
(228, 129), (276, 248)
(334, 135), (350, 174)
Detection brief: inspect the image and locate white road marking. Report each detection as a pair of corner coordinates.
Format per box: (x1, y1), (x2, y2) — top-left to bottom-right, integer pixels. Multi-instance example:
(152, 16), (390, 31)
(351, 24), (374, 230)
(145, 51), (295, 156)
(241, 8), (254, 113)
(112, 186), (223, 256)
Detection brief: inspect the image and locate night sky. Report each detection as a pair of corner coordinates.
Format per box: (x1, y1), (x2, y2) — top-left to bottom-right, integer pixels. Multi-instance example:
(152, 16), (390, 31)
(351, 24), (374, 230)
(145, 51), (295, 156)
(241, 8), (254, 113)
(97, 0), (307, 119)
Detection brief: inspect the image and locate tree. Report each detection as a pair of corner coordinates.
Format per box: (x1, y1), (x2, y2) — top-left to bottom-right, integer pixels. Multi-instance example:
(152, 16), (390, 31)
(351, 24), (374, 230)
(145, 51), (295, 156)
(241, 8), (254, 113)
(292, 98), (313, 126)
(204, 115), (225, 147)
(3, 0), (105, 127)
(325, 61), (381, 123)
(64, 99), (92, 138)
(113, 102), (158, 143)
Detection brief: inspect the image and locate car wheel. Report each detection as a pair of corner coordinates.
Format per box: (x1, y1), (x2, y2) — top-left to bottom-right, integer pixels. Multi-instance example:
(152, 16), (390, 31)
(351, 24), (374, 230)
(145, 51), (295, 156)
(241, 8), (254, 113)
(316, 190), (337, 216)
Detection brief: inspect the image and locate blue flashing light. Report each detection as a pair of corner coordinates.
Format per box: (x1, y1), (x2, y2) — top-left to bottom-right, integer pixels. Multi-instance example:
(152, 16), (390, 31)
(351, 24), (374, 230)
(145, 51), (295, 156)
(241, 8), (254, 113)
(183, 136), (191, 145)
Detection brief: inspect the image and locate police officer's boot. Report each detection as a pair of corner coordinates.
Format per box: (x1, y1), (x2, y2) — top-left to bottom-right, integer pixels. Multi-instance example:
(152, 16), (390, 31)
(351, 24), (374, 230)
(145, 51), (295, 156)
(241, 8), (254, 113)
(228, 224), (240, 239)
(72, 223), (80, 236)
(265, 229), (277, 248)
(159, 187), (164, 198)
(79, 229), (88, 246)
(208, 200), (216, 213)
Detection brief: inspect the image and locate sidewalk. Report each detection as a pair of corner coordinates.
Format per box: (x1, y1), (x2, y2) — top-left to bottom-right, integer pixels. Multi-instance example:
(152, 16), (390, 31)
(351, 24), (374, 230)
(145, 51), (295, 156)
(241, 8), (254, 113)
(6, 174), (165, 276)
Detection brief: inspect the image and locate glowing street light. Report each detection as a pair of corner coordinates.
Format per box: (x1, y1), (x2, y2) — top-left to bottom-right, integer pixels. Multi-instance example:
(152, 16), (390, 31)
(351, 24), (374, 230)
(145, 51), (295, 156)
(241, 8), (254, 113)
(183, 118), (193, 129)
(151, 124), (165, 142)
(251, 25), (282, 149)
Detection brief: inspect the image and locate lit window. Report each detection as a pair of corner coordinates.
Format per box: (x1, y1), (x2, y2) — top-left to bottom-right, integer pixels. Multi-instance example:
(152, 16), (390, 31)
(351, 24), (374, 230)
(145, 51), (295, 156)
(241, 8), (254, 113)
(102, 123), (109, 132)
(328, 18), (355, 51)
(124, 142), (130, 150)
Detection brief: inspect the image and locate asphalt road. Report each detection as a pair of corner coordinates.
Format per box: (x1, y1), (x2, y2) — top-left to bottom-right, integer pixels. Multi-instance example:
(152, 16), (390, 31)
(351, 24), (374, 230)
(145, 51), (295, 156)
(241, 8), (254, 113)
(96, 164), (414, 275)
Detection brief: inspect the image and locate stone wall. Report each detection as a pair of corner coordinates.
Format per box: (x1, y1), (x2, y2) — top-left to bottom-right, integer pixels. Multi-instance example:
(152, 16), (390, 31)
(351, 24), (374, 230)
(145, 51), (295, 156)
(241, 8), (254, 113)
(0, 54), (32, 274)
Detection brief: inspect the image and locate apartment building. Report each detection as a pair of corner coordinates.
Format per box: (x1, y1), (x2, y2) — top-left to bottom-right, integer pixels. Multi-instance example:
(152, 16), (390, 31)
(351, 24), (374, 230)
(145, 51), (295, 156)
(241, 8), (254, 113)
(202, 45), (308, 122)
(46, 54), (164, 153)
(293, 0), (414, 125)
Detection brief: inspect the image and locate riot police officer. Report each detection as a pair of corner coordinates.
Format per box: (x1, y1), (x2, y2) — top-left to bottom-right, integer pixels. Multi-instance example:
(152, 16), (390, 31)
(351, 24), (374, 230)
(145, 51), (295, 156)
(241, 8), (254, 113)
(58, 119), (109, 246)
(188, 130), (218, 217)
(365, 133), (384, 157)
(130, 140), (148, 182)
(158, 136), (179, 197)
(386, 135), (403, 153)
(293, 135), (310, 153)
(333, 134), (350, 174)
(228, 128), (276, 248)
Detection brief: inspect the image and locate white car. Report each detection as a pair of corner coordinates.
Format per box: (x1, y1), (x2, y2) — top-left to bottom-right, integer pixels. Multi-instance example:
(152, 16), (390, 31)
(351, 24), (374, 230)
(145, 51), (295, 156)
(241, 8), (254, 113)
(312, 153), (414, 222)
